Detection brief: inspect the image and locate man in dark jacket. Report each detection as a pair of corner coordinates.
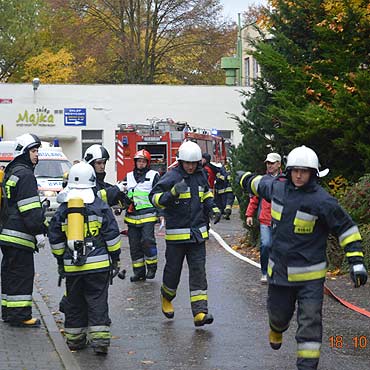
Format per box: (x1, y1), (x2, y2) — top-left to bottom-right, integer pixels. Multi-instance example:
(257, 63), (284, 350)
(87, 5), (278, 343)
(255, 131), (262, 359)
(0, 133), (47, 327)
(48, 162), (121, 355)
(83, 144), (126, 206)
(150, 141), (221, 327)
(239, 145), (367, 370)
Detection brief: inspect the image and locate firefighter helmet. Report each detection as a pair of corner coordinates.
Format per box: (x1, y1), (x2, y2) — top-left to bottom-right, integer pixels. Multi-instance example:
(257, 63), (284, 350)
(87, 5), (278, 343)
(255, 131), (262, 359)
(286, 145), (329, 177)
(14, 133), (41, 158)
(134, 149), (151, 166)
(68, 162), (96, 189)
(178, 141), (202, 162)
(83, 144), (110, 164)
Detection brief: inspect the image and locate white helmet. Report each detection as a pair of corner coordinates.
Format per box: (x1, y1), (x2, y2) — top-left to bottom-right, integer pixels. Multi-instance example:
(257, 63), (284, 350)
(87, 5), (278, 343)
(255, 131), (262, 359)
(178, 141), (202, 162)
(14, 133), (41, 158)
(68, 162), (96, 189)
(83, 144), (110, 164)
(286, 145), (329, 177)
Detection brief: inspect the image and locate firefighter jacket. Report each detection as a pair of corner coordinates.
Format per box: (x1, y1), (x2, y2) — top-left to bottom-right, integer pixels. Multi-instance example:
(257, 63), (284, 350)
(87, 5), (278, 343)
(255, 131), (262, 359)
(241, 173), (363, 286)
(150, 165), (220, 244)
(124, 168), (159, 226)
(94, 171), (123, 207)
(0, 157), (46, 252)
(214, 166), (234, 209)
(48, 197), (121, 276)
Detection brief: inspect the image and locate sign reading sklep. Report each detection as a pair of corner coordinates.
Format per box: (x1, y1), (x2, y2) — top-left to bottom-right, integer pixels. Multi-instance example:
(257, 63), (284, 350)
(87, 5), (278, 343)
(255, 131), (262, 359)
(64, 108), (86, 126)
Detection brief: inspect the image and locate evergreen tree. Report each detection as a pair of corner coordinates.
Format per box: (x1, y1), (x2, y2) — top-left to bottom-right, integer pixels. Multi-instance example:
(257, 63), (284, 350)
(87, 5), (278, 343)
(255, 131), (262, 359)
(236, 0), (370, 180)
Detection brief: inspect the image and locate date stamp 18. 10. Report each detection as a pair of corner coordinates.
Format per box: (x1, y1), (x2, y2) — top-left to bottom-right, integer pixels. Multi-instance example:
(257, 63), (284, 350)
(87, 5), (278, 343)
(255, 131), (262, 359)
(329, 335), (368, 350)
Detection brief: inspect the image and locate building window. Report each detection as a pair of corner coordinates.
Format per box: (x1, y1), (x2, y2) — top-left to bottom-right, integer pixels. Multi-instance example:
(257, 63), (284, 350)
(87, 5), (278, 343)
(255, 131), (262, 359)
(244, 57), (250, 87)
(81, 130), (103, 158)
(218, 130), (233, 142)
(253, 58), (259, 78)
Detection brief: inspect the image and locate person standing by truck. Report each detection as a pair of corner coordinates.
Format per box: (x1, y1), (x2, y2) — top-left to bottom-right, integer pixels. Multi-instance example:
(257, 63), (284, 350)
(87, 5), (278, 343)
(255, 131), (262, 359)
(0, 133), (47, 327)
(124, 150), (160, 282)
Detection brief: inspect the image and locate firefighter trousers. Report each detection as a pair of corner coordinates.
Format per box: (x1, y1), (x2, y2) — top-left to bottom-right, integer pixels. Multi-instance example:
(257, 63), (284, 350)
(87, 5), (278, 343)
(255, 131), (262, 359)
(128, 222), (157, 277)
(161, 242), (208, 316)
(1, 246), (34, 323)
(63, 271), (111, 349)
(267, 281), (324, 370)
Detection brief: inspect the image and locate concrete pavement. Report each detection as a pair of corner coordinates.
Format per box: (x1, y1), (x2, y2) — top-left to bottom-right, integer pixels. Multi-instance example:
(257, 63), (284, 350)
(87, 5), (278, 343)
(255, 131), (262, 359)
(1, 208), (369, 370)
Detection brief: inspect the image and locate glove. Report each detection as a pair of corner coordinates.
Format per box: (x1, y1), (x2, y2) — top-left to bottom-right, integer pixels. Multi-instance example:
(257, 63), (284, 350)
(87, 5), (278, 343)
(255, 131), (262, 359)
(36, 234), (46, 249)
(212, 210), (222, 224)
(350, 263), (368, 288)
(111, 260), (121, 278)
(116, 182), (127, 193)
(170, 179), (188, 197)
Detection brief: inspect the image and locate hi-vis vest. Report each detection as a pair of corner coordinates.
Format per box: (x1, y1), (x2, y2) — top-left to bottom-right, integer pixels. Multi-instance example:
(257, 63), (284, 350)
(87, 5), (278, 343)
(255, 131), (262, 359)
(124, 170), (158, 225)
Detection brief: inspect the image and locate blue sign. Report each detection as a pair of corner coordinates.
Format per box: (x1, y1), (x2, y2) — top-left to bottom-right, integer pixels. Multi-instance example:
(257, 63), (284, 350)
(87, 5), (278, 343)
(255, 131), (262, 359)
(64, 108), (86, 126)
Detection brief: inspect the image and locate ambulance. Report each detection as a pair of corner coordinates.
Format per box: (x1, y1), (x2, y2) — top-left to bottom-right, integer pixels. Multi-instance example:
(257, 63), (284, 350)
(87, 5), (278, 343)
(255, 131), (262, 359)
(0, 141), (72, 217)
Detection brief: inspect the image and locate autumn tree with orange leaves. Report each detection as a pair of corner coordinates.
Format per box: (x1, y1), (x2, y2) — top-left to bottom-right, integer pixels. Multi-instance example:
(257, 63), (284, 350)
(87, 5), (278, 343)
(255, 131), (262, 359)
(235, 0), (370, 180)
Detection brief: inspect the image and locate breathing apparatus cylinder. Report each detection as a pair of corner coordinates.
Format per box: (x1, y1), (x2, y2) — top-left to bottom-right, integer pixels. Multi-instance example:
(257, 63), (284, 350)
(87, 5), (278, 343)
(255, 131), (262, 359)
(0, 168), (4, 210)
(67, 197), (85, 263)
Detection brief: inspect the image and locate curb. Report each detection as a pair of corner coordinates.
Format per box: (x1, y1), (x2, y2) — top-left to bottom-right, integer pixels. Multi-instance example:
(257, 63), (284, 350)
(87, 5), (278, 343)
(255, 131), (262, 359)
(33, 288), (82, 370)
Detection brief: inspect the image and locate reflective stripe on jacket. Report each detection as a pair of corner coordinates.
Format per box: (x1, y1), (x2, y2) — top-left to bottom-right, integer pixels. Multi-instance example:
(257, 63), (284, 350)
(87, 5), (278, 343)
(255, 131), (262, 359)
(48, 197), (121, 276)
(0, 160), (45, 252)
(124, 169), (159, 225)
(150, 165), (219, 244)
(243, 174), (363, 286)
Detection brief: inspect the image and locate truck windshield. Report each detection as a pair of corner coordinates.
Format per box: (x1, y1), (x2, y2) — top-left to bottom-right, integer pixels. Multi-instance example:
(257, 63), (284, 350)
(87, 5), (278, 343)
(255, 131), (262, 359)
(35, 160), (71, 178)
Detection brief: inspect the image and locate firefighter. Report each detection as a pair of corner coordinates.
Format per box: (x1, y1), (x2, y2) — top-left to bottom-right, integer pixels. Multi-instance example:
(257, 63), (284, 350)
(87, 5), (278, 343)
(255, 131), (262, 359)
(124, 149), (160, 282)
(214, 163), (234, 220)
(238, 145), (367, 370)
(83, 144), (126, 206)
(150, 141), (221, 327)
(0, 133), (47, 327)
(201, 153), (217, 190)
(48, 162), (121, 355)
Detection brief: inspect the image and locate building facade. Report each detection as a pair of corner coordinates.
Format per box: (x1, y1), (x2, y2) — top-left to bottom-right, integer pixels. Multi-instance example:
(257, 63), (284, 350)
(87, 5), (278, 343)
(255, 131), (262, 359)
(0, 84), (246, 181)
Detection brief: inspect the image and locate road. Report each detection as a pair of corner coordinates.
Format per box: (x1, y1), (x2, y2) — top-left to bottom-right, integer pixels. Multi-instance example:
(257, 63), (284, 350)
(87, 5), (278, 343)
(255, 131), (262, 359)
(35, 212), (370, 370)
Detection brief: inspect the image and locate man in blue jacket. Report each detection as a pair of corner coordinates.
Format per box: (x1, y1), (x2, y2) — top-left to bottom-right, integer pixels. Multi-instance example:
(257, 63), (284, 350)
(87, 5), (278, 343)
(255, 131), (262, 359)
(239, 145), (367, 370)
(150, 141), (221, 327)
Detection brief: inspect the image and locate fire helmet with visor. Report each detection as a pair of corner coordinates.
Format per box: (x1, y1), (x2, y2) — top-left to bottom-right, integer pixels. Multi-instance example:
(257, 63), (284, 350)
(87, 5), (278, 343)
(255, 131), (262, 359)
(178, 141), (202, 162)
(83, 144), (110, 165)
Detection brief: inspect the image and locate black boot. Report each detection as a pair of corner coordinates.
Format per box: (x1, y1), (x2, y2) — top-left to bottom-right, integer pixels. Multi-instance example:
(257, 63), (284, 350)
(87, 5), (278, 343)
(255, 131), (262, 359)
(130, 273), (146, 282)
(94, 346), (108, 355)
(146, 267), (157, 279)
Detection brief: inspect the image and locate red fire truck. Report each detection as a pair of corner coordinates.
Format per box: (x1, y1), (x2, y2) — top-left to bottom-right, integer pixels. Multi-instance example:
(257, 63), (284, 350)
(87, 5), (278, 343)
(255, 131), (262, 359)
(115, 118), (226, 180)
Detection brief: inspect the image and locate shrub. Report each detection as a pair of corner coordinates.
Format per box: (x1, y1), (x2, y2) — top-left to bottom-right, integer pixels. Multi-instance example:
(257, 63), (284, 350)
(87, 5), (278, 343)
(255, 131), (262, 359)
(339, 174), (370, 225)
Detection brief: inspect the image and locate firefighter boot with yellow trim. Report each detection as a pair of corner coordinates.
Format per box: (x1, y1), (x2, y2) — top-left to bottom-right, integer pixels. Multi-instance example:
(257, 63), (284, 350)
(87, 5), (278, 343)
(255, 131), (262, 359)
(161, 295), (174, 319)
(269, 329), (283, 350)
(194, 312), (214, 327)
(10, 318), (41, 328)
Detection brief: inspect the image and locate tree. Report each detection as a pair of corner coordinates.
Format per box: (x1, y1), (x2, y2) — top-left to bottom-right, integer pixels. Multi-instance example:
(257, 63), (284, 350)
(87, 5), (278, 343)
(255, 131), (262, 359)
(0, 0), (44, 81)
(46, 0), (232, 84)
(236, 0), (370, 180)
(21, 48), (76, 83)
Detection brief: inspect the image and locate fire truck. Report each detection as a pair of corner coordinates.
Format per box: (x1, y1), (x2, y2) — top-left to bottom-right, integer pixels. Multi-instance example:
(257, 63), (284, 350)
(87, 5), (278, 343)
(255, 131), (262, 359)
(115, 118), (227, 180)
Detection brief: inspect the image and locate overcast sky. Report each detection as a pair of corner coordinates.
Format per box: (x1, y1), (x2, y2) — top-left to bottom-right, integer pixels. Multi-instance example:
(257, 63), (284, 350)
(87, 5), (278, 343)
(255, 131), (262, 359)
(220, 0), (267, 20)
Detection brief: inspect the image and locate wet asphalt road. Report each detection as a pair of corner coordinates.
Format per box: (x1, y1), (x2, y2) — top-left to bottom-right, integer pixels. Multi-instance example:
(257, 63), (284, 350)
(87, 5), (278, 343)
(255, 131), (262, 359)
(35, 212), (370, 370)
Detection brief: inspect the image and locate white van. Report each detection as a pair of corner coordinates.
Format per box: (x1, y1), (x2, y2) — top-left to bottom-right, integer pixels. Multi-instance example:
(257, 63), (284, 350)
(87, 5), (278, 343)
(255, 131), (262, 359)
(0, 141), (72, 217)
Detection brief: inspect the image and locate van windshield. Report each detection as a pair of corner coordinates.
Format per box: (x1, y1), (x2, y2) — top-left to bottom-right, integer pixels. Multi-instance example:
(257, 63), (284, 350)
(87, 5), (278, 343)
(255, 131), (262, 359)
(35, 160), (72, 178)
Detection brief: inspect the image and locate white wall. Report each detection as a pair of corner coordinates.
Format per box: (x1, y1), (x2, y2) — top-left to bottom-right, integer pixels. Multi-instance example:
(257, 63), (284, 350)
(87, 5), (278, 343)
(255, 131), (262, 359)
(0, 84), (248, 181)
